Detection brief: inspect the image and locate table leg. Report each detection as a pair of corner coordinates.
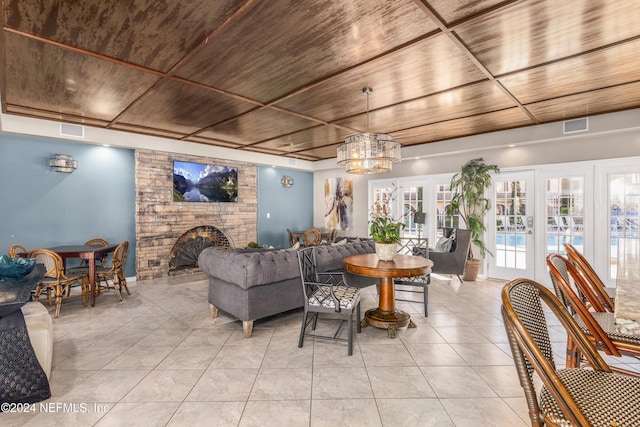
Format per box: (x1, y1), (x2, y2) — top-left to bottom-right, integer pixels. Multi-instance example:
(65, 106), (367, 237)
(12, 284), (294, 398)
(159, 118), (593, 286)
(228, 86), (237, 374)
(88, 257), (96, 307)
(364, 277), (413, 337)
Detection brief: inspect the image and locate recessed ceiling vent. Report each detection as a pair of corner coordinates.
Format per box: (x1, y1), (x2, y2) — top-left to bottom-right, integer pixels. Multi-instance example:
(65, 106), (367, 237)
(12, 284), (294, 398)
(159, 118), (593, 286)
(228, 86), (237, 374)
(287, 158), (298, 167)
(60, 123), (85, 138)
(563, 117), (588, 134)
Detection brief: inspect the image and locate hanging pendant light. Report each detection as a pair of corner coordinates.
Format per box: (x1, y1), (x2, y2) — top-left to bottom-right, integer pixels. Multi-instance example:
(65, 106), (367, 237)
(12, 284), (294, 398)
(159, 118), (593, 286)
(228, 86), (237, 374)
(337, 87), (401, 174)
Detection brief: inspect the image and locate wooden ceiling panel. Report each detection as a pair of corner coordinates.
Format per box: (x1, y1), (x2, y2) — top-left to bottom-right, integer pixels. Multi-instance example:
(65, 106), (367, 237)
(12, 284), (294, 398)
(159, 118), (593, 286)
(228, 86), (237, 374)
(294, 144), (343, 160)
(115, 79), (257, 136)
(3, 0), (245, 72)
(2, 1), (640, 161)
(198, 107), (319, 145)
(335, 81), (517, 135)
(499, 39), (640, 105)
(183, 135), (242, 149)
(456, 0), (640, 76)
(274, 34), (488, 122)
(175, 0), (435, 102)
(253, 126), (351, 152)
(428, 0), (513, 25)
(393, 108), (534, 146)
(109, 123), (188, 140)
(526, 81), (640, 124)
(3, 33), (160, 121)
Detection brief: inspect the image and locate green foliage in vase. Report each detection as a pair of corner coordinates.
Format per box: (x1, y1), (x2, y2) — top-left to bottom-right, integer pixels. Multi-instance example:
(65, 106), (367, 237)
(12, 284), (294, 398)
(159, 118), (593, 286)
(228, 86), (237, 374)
(369, 186), (405, 244)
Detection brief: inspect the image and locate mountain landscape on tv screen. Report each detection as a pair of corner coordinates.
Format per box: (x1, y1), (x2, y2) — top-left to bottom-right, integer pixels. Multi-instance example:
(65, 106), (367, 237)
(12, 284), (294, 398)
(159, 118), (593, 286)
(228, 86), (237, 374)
(173, 161), (238, 202)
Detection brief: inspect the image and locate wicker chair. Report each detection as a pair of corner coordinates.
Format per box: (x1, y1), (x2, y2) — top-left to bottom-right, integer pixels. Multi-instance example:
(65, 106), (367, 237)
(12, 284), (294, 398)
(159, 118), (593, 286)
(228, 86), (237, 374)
(297, 247), (361, 355)
(96, 241), (130, 301)
(502, 278), (640, 426)
(547, 254), (640, 370)
(286, 228), (296, 247)
(302, 227), (321, 246)
(31, 248), (88, 318)
(8, 244), (28, 258)
(564, 243), (615, 312)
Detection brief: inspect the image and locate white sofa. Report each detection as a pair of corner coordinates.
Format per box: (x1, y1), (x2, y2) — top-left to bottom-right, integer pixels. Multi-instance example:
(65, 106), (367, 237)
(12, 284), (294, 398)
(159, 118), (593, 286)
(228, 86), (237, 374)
(21, 301), (53, 378)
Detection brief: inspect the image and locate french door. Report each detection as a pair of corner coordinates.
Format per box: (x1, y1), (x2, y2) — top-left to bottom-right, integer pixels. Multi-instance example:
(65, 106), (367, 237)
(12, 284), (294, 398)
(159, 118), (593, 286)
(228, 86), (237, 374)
(488, 171), (535, 280)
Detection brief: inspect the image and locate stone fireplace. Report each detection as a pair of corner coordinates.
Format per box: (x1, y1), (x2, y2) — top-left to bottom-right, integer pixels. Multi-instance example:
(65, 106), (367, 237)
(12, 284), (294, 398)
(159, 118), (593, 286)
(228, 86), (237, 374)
(135, 149), (257, 280)
(168, 225), (235, 274)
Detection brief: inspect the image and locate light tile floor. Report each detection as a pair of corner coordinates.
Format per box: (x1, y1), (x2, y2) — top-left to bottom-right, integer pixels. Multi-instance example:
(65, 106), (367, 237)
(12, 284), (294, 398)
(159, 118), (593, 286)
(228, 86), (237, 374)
(6, 272), (638, 426)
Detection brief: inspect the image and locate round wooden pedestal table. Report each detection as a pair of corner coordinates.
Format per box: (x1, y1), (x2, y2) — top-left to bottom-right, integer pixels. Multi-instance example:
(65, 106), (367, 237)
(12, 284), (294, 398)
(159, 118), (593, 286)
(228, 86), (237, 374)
(343, 253), (433, 338)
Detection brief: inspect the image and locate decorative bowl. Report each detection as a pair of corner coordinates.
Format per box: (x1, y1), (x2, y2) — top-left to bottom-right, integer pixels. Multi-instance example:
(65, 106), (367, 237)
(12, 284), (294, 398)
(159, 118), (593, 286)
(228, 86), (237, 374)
(0, 255), (36, 279)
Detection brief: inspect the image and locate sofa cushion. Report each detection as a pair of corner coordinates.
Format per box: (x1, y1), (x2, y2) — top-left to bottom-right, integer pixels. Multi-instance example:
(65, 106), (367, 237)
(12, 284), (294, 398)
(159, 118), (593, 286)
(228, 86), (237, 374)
(314, 239), (376, 272)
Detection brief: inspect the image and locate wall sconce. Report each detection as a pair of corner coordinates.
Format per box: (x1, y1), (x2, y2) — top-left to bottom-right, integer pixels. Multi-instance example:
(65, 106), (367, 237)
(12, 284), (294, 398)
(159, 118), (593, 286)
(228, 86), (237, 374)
(49, 154), (78, 173)
(281, 175), (294, 188)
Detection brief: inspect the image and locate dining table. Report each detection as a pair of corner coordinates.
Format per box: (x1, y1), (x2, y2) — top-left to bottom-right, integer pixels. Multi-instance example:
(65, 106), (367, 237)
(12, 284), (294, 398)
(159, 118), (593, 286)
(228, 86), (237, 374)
(48, 244), (118, 307)
(342, 253), (433, 338)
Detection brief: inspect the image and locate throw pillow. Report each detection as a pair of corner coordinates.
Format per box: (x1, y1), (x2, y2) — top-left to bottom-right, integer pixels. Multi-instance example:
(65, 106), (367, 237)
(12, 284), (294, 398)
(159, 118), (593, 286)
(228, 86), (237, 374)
(290, 241), (300, 250)
(434, 230), (456, 252)
(331, 238), (347, 246)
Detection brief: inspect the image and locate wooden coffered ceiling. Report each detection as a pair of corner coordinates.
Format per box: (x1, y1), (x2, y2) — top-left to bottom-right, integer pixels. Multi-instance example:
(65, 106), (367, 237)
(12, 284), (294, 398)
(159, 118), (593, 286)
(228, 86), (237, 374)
(2, 0), (640, 162)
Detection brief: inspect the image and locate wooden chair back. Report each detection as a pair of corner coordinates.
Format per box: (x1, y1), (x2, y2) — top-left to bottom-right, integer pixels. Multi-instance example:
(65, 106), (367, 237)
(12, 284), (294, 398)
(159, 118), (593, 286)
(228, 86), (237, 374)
(547, 254), (620, 358)
(9, 244), (28, 258)
(30, 248), (63, 280)
(303, 227), (321, 246)
(502, 278), (611, 426)
(564, 243), (614, 312)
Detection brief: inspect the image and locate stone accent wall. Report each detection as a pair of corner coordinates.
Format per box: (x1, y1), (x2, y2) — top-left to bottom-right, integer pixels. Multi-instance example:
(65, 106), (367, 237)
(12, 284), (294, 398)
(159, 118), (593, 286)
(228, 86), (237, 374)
(135, 149), (257, 280)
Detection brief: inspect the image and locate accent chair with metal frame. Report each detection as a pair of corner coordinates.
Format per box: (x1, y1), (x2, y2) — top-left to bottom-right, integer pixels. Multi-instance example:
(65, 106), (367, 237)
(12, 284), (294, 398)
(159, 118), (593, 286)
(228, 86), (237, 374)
(502, 278), (640, 426)
(31, 248), (88, 318)
(297, 246), (361, 355)
(394, 241), (430, 317)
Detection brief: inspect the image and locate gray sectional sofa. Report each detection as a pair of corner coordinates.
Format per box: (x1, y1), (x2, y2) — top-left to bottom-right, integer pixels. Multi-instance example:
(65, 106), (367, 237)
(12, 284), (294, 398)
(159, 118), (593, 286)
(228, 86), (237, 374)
(197, 239), (376, 337)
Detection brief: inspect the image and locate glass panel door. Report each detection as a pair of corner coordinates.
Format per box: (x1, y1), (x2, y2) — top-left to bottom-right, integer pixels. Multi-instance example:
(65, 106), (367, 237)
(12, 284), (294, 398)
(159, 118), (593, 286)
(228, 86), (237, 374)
(545, 177), (585, 257)
(609, 173), (640, 280)
(488, 171), (535, 280)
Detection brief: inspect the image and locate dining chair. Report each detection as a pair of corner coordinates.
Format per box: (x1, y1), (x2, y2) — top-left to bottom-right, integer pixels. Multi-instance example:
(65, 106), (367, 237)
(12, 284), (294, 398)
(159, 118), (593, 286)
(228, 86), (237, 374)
(502, 278), (640, 426)
(394, 241), (431, 317)
(547, 253), (640, 371)
(8, 243), (28, 258)
(302, 227), (321, 246)
(30, 248), (88, 318)
(564, 243), (615, 312)
(96, 241), (130, 301)
(286, 228), (296, 247)
(297, 246), (361, 355)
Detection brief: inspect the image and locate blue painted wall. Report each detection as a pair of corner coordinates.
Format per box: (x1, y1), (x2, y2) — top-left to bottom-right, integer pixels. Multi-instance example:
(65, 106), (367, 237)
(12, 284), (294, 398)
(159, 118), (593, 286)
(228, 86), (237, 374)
(257, 166), (313, 248)
(0, 133), (136, 277)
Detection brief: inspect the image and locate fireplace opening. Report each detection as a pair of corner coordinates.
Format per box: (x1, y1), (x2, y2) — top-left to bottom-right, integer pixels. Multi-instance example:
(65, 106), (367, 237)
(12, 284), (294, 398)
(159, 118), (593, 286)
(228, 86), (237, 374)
(168, 225), (235, 274)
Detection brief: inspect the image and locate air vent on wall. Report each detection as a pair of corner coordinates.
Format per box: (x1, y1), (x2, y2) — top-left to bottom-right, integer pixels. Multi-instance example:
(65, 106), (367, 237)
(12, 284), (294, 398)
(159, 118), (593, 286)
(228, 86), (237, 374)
(563, 118), (588, 134)
(60, 123), (85, 138)
(287, 158), (298, 167)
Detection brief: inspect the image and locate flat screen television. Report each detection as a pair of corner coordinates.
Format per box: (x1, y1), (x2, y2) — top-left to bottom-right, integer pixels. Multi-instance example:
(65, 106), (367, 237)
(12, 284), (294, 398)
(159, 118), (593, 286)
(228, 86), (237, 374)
(173, 161), (238, 202)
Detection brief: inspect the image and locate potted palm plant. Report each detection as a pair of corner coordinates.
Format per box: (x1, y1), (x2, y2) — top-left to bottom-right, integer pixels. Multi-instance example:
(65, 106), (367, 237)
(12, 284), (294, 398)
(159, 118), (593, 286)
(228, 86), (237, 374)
(446, 158), (500, 280)
(369, 191), (405, 261)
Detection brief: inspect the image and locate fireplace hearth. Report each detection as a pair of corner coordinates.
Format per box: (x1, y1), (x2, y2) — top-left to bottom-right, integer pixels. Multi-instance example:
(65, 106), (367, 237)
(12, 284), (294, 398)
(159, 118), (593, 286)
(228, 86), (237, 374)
(168, 226), (235, 274)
